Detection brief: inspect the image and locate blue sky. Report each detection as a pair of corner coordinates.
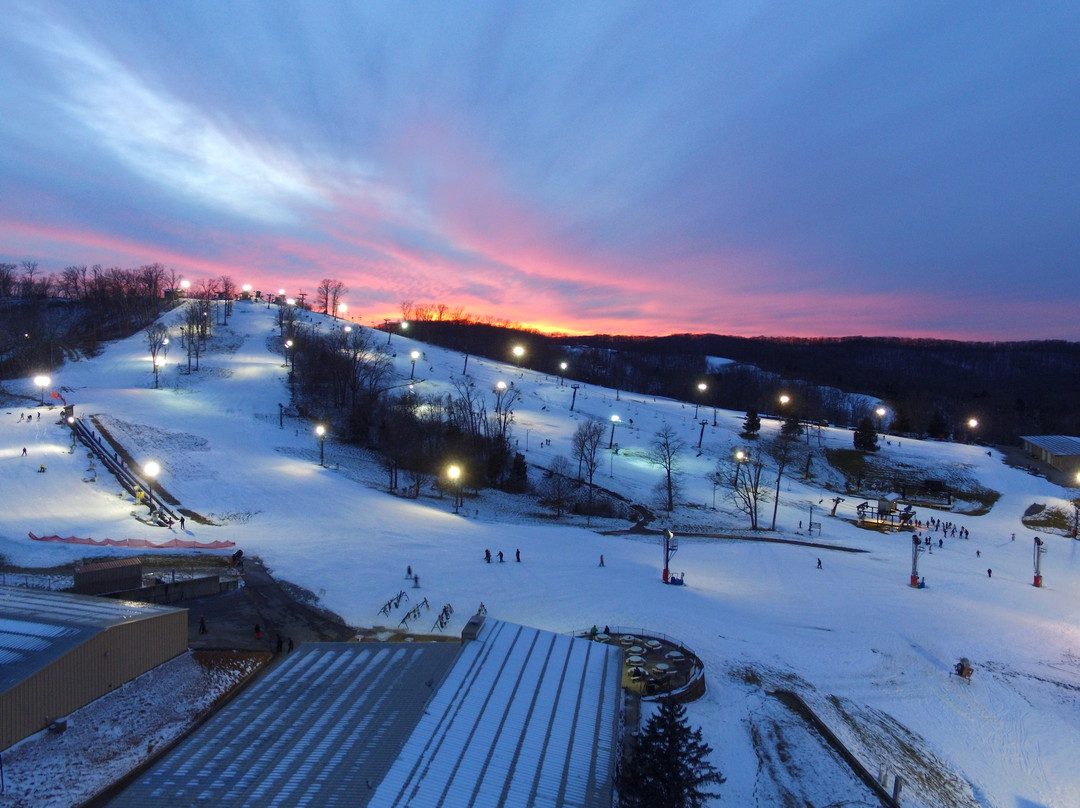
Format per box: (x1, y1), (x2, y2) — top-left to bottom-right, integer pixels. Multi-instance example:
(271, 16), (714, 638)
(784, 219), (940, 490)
(2, 2), (1078, 338)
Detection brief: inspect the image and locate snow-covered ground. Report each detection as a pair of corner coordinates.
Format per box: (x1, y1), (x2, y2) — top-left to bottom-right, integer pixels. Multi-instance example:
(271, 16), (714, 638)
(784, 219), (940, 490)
(2, 300), (1079, 807)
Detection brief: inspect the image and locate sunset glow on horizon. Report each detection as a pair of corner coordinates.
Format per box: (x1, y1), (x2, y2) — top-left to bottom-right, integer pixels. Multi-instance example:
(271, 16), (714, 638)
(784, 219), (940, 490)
(2, 3), (1078, 340)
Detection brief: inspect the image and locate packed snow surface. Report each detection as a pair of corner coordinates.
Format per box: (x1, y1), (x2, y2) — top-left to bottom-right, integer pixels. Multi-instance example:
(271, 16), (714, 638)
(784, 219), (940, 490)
(2, 301), (1079, 807)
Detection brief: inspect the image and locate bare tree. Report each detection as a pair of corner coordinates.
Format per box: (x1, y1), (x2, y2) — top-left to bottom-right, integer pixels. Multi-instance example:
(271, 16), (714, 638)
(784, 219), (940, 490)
(316, 278), (346, 315)
(165, 266), (184, 293)
(146, 323), (168, 388)
(217, 275), (237, 322)
(183, 303), (204, 372)
(329, 280), (347, 316)
(649, 423), (686, 512)
(539, 455), (577, 518)
(490, 382), (521, 447)
(58, 265), (87, 299)
(19, 261), (39, 298)
(764, 437), (802, 531)
(0, 262), (16, 298)
(446, 378), (488, 442)
(139, 263), (167, 300)
(572, 420), (605, 524)
(727, 449), (768, 529)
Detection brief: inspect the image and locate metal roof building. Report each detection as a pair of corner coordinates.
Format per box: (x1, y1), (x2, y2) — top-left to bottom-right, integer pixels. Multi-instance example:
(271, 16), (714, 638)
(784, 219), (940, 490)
(1020, 435), (1080, 475)
(0, 586), (188, 751)
(108, 617), (624, 808)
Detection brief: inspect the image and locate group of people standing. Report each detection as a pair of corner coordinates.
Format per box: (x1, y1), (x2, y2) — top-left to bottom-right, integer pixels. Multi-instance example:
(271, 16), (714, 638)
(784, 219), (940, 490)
(484, 548), (520, 563)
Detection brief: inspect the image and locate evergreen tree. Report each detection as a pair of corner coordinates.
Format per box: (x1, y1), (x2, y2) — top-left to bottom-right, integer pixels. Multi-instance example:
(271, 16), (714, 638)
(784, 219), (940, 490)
(780, 414), (801, 439)
(890, 407), (913, 435)
(853, 417), (879, 452)
(926, 409), (950, 440)
(619, 697), (725, 808)
(505, 451), (529, 493)
(741, 409), (761, 437)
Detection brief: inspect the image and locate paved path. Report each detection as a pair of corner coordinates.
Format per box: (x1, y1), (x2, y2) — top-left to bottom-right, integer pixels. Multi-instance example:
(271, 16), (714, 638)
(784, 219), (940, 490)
(180, 557), (356, 653)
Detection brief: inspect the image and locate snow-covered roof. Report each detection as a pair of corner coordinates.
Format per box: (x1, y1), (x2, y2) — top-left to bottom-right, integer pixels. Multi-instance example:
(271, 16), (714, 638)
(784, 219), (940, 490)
(107, 619), (623, 808)
(370, 619), (623, 808)
(1020, 435), (1080, 457)
(0, 587), (181, 696)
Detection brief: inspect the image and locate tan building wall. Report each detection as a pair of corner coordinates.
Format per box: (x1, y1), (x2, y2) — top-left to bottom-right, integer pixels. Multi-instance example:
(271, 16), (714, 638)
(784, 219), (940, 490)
(0, 608), (187, 751)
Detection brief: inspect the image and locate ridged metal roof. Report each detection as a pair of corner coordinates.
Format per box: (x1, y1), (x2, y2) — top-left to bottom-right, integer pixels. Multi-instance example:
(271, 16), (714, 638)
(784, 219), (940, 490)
(108, 619), (623, 808)
(370, 619), (622, 808)
(1020, 435), (1080, 456)
(0, 586), (182, 695)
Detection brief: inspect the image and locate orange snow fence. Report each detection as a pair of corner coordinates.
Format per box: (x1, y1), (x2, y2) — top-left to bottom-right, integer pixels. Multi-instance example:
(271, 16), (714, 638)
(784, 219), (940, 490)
(30, 532), (235, 549)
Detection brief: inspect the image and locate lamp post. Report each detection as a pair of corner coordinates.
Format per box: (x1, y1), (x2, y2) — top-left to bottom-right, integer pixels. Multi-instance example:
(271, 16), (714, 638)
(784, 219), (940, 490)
(608, 414), (620, 449)
(779, 394), (790, 414)
(875, 406), (886, 433)
(966, 418), (978, 443)
(448, 465), (462, 513)
(315, 425), (326, 466)
(559, 361), (568, 386)
(144, 461), (159, 515)
(695, 382), (707, 418)
(732, 449), (746, 487)
(337, 302), (347, 320)
(410, 350), (420, 379)
(512, 345), (525, 368)
(34, 375), (50, 406)
(494, 381), (507, 412)
(153, 355), (163, 389)
(284, 339), (293, 368)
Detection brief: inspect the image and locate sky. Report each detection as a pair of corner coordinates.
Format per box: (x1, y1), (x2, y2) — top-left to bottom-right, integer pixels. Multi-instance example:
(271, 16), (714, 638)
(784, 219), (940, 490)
(2, 2), (1079, 340)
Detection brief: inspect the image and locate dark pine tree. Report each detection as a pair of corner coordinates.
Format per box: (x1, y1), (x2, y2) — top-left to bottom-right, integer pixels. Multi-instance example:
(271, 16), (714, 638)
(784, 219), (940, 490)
(780, 414), (801, 439)
(619, 697), (725, 808)
(926, 409), (950, 441)
(890, 407), (913, 435)
(741, 409), (761, 438)
(853, 417), (879, 452)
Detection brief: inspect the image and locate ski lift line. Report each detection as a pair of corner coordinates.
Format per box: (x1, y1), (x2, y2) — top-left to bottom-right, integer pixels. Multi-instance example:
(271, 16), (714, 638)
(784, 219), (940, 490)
(70, 416), (181, 523)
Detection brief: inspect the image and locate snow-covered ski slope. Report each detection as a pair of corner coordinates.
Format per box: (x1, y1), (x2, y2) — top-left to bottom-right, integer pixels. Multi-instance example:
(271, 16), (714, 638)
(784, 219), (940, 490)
(2, 300), (1078, 807)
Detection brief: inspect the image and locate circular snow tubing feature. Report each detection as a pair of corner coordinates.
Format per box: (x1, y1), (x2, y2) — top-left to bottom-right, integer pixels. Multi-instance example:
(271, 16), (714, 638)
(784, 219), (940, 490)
(577, 626), (705, 702)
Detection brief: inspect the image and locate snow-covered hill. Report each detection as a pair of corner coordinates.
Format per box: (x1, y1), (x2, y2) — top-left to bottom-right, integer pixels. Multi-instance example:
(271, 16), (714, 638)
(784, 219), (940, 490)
(2, 300), (1079, 807)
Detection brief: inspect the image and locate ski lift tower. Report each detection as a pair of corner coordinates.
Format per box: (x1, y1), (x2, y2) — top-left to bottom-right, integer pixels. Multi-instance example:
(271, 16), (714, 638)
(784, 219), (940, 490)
(910, 534), (924, 588)
(663, 529), (678, 583)
(1033, 536), (1046, 587)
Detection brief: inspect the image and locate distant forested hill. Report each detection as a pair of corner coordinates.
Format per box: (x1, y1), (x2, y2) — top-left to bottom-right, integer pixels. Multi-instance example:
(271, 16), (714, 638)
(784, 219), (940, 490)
(397, 321), (1080, 444)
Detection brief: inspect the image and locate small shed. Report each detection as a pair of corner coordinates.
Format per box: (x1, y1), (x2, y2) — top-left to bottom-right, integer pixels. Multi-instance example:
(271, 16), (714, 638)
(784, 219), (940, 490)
(74, 558), (143, 595)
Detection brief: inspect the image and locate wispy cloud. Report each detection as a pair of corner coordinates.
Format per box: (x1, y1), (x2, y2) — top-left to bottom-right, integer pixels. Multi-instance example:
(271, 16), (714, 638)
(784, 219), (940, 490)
(1, 2), (1078, 339)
